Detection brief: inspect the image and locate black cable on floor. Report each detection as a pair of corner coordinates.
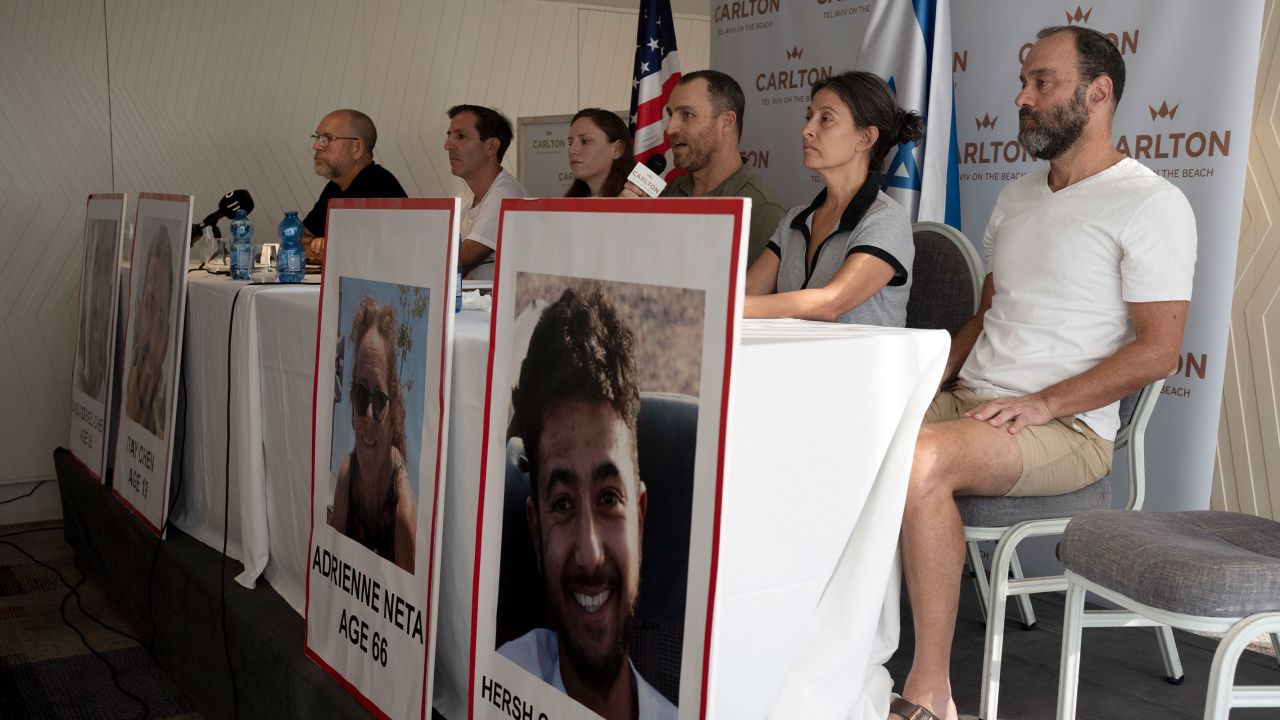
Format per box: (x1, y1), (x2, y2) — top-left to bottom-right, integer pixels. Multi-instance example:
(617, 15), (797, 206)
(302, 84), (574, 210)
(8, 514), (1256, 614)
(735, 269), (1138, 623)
(0, 480), (49, 505)
(0, 524), (63, 540)
(220, 284), (254, 720)
(0, 538), (151, 720)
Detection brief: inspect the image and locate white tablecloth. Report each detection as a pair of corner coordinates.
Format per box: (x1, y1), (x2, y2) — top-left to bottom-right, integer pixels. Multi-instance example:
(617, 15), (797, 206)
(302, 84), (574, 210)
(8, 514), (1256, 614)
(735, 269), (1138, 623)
(178, 274), (948, 719)
(172, 274), (316, 574)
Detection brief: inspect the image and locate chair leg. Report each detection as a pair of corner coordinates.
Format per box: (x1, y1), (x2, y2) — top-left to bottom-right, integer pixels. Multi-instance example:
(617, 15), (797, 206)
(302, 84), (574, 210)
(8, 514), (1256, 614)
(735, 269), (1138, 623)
(1204, 614), (1276, 720)
(1155, 625), (1184, 684)
(979, 535), (1023, 720)
(1008, 550), (1037, 630)
(967, 540), (990, 622)
(1056, 582), (1087, 720)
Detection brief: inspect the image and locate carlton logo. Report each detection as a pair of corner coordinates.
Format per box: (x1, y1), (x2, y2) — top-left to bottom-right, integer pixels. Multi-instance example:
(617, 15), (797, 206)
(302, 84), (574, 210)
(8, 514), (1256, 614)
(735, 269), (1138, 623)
(757, 49), (832, 92)
(1065, 6), (1093, 24)
(740, 149), (771, 168)
(975, 114), (998, 131)
(715, 0), (780, 22)
(1114, 101), (1230, 160)
(1020, 10), (1139, 62)
(1149, 101), (1179, 121)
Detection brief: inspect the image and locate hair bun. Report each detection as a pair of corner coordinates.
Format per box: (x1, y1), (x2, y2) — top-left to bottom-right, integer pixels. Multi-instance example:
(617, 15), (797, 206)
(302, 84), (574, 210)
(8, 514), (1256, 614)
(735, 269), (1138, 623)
(896, 109), (926, 145)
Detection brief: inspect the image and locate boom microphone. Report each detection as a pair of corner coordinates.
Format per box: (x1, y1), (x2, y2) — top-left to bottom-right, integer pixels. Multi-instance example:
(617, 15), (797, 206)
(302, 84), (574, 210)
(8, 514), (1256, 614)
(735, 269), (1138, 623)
(192, 189), (255, 242)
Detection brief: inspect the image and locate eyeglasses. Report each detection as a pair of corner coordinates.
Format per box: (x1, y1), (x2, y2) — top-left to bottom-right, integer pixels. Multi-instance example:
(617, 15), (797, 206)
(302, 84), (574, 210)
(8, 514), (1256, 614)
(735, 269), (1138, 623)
(310, 133), (359, 149)
(351, 383), (390, 422)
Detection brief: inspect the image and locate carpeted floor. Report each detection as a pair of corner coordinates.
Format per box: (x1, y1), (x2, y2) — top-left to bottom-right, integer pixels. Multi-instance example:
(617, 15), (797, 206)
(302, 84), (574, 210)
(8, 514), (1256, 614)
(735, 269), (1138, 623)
(888, 578), (1280, 719)
(5, 514), (1278, 720)
(0, 521), (202, 720)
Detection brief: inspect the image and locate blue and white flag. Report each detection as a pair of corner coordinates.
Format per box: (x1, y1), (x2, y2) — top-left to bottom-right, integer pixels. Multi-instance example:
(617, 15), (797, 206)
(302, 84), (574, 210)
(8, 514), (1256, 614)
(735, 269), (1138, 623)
(857, 0), (960, 226)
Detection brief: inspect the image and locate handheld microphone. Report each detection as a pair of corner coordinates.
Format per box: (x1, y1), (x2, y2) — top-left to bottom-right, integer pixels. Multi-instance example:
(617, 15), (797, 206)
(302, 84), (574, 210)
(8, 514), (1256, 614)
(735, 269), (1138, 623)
(626, 155), (668, 198)
(191, 189), (255, 242)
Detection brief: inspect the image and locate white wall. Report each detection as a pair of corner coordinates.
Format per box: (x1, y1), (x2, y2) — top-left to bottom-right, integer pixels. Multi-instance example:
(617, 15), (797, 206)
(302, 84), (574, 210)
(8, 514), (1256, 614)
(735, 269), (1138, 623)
(0, 0), (709, 521)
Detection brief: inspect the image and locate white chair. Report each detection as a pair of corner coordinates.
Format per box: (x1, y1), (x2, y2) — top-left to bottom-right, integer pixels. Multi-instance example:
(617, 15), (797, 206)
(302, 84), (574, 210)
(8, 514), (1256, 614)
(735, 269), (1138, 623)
(957, 378), (1184, 720)
(1057, 510), (1280, 719)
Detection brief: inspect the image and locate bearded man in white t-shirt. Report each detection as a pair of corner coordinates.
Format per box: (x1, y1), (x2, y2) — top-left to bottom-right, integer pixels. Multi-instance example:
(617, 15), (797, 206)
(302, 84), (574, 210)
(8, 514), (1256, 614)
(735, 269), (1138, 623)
(890, 26), (1197, 720)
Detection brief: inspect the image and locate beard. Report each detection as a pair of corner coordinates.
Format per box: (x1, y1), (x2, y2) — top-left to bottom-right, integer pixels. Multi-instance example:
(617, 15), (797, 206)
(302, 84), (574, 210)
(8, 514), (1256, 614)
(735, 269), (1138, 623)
(1018, 84), (1089, 161)
(313, 156), (338, 179)
(670, 127), (718, 172)
(548, 561), (638, 700)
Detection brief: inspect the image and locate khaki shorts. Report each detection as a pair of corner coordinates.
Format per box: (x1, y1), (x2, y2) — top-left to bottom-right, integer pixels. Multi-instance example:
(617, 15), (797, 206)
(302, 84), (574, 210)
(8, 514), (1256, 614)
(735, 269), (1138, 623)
(925, 387), (1114, 497)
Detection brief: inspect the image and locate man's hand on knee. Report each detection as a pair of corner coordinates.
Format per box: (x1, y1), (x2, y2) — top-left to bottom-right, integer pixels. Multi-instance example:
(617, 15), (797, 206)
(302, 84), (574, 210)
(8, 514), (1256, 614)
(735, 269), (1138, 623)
(966, 394), (1052, 434)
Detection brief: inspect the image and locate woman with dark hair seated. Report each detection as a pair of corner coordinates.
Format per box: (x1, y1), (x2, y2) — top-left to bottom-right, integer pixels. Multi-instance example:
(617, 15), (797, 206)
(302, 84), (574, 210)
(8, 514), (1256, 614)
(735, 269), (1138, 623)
(744, 70), (924, 325)
(564, 108), (634, 198)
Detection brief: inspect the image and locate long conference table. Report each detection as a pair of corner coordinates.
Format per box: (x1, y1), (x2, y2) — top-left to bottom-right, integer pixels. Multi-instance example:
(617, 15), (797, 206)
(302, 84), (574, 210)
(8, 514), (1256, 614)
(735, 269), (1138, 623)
(172, 271), (948, 719)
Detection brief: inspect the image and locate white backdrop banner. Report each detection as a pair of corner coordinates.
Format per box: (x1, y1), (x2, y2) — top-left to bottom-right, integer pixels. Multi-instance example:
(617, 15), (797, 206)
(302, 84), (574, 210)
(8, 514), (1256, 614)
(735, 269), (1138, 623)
(305, 199), (459, 719)
(712, 0), (959, 222)
(715, 0), (1264, 511)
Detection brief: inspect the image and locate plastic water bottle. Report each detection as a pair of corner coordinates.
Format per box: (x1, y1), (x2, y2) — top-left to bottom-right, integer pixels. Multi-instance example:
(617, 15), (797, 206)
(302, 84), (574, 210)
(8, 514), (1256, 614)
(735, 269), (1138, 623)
(455, 271), (462, 312)
(276, 211), (305, 283)
(229, 210), (253, 280)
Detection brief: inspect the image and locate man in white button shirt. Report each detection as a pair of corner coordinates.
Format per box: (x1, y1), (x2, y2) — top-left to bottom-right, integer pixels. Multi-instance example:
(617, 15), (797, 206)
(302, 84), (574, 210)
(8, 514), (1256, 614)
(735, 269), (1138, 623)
(892, 26), (1197, 720)
(443, 105), (529, 279)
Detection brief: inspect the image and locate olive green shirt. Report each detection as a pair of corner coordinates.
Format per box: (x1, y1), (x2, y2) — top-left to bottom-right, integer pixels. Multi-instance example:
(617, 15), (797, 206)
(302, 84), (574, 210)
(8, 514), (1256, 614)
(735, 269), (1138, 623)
(660, 163), (788, 265)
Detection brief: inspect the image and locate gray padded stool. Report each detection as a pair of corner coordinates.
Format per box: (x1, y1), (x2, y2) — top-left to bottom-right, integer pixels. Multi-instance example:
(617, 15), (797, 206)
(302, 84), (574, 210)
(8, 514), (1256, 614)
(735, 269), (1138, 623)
(1056, 510), (1280, 719)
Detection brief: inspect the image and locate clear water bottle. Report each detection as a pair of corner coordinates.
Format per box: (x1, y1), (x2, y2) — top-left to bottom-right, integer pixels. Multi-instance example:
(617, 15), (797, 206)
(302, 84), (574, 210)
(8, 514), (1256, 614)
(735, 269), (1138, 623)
(276, 211), (305, 283)
(229, 209), (253, 280)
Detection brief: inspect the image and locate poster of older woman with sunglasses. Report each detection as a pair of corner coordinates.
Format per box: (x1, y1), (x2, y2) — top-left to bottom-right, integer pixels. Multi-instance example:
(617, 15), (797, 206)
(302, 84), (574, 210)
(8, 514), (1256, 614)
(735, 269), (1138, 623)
(304, 198), (458, 720)
(327, 283), (422, 573)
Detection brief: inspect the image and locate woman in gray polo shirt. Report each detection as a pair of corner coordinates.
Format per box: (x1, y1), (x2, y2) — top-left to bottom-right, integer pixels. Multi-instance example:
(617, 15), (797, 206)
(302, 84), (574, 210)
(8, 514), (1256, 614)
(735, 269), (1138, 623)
(744, 71), (922, 326)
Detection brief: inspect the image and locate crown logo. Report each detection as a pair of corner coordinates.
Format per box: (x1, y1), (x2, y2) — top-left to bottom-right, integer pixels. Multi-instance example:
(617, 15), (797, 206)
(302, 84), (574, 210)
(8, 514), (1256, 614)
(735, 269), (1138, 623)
(786, 46), (804, 61)
(975, 113), (998, 131)
(1065, 6), (1092, 24)
(1148, 101), (1179, 121)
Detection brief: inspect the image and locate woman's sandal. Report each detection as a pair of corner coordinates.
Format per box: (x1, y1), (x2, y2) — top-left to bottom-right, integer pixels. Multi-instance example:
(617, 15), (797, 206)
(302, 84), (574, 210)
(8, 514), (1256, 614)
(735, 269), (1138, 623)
(889, 696), (942, 720)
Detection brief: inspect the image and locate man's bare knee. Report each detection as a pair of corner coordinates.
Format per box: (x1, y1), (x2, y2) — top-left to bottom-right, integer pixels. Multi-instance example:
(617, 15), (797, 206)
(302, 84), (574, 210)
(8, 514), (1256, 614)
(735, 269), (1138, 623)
(909, 426), (952, 499)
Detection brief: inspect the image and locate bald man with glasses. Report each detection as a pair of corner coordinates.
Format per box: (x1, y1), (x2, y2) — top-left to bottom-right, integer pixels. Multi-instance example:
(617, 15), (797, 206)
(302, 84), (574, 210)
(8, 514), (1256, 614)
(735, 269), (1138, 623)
(303, 109), (408, 261)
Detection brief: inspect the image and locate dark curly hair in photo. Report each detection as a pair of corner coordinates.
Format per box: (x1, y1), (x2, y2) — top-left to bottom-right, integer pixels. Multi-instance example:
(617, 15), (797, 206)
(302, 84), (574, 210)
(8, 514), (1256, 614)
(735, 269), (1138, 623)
(511, 285), (641, 498)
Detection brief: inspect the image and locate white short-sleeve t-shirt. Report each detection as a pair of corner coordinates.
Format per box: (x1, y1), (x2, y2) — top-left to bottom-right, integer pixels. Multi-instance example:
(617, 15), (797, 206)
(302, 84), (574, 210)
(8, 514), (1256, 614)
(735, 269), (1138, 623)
(460, 168), (529, 279)
(958, 157), (1197, 440)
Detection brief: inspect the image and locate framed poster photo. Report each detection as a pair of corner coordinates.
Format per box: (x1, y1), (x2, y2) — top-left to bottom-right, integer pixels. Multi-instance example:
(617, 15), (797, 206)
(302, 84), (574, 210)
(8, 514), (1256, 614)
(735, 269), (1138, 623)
(470, 198), (748, 720)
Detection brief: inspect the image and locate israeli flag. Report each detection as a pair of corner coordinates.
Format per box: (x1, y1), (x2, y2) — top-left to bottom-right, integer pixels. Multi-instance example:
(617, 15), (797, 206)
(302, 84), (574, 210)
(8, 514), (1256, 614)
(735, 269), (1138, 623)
(856, 0), (961, 226)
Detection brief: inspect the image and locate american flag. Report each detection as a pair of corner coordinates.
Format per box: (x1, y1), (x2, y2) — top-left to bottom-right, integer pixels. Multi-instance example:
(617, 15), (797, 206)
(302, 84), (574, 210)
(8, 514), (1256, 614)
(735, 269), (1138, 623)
(627, 0), (681, 178)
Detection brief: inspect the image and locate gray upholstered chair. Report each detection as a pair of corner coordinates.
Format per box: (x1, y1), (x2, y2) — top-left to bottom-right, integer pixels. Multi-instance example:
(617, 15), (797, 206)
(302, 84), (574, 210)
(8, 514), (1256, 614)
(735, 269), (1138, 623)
(1057, 510), (1280, 719)
(959, 378), (1184, 720)
(906, 220), (983, 337)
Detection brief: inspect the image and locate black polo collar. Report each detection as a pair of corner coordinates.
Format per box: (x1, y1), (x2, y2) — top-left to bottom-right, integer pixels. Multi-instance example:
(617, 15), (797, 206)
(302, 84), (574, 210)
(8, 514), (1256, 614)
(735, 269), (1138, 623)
(789, 174), (883, 241)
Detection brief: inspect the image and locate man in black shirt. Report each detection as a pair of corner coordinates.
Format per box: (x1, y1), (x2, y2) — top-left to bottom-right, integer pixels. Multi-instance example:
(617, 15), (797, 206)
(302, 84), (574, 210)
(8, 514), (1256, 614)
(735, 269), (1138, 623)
(303, 109), (408, 260)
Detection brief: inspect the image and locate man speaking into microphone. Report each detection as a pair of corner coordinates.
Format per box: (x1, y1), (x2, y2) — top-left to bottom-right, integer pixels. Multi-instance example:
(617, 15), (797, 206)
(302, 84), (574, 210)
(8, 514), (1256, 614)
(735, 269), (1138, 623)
(656, 71), (786, 265)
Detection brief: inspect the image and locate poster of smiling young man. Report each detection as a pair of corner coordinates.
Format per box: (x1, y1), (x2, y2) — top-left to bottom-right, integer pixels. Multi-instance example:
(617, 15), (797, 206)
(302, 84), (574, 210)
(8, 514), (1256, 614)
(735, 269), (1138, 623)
(305, 198), (459, 719)
(69, 193), (127, 481)
(112, 193), (193, 534)
(470, 198), (746, 720)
